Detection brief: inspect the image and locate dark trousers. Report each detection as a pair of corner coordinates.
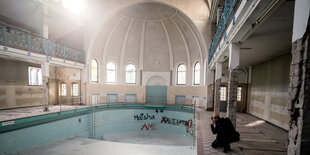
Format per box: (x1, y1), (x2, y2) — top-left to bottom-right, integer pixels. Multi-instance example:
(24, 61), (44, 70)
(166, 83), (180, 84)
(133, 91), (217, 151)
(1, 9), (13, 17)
(211, 139), (230, 148)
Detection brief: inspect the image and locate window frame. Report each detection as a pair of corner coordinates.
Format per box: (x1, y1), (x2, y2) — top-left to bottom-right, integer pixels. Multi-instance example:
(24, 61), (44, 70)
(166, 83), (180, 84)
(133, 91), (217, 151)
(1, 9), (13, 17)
(237, 86), (242, 102)
(106, 61), (117, 84)
(60, 83), (67, 96)
(125, 63), (136, 84)
(72, 83), (79, 96)
(176, 64), (186, 85)
(193, 62), (200, 85)
(27, 66), (42, 86)
(220, 86), (227, 101)
(90, 59), (99, 83)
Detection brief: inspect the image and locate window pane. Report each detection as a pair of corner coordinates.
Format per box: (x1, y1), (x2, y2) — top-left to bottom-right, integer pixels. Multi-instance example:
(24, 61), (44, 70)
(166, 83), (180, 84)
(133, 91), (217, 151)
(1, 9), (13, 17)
(28, 66), (42, 86)
(220, 87), (226, 101)
(237, 87), (242, 101)
(177, 64), (186, 85)
(91, 59), (98, 82)
(107, 62), (116, 83)
(194, 62), (200, 85)
(72, 83), (79, 96)
(126, 64), (136, 84)
(61, 83), (66, 96)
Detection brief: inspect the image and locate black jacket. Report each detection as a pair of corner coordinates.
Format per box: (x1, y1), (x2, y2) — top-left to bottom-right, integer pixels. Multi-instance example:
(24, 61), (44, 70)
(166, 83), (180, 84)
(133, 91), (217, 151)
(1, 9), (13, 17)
(210, 117), (239, 144)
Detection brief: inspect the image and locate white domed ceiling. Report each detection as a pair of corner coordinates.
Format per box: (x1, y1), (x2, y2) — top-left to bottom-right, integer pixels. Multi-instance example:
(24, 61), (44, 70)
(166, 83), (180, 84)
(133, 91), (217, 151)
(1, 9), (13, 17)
(91, 2), (207, 72)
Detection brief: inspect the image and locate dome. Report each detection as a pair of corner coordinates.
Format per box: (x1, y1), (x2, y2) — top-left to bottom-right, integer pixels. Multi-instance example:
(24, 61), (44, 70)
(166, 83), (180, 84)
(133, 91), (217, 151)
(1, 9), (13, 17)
(90, 2), (206, 72)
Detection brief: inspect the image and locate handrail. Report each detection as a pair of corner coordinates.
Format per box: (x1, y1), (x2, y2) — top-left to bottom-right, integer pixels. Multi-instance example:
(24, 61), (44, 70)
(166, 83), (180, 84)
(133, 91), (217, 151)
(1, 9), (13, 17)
(0, 22), (85, 63)
(208, 0), (239, 65)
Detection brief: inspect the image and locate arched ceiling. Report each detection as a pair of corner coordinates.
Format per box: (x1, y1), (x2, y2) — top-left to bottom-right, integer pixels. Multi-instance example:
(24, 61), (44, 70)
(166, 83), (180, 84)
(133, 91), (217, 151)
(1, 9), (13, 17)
(90, 2), (207, 72)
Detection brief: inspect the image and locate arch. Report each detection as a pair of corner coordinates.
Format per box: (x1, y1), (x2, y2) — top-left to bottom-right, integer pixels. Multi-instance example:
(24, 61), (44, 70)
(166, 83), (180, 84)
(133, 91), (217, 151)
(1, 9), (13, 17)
(86, 1), (208, 74)
(194, 61), (200, 85)
(106, 61), (117, 83)
(146, 75), (167, 86)
(177, 64), (186, 85)
(91, 59), (99, 82)
(125, 63), (136, 84)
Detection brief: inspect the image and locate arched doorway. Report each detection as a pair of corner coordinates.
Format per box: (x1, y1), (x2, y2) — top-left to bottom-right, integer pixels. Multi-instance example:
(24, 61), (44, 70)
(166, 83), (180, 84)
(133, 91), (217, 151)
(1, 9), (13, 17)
(146, 75), (167, 104)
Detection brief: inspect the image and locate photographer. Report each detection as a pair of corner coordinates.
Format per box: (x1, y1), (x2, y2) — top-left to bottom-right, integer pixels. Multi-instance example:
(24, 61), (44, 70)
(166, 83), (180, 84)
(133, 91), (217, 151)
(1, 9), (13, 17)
(210, 115), (240, 153)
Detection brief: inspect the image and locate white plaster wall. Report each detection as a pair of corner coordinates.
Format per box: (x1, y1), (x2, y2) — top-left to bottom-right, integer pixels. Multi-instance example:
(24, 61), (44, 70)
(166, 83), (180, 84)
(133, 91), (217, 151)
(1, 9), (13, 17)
(249, 53), (291, 130)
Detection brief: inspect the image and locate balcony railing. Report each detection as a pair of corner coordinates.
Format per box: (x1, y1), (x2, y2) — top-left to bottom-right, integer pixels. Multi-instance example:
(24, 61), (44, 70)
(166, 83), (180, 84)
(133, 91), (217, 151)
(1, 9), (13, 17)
(208, 0), (239, 64)
(0, 23), (85, 63)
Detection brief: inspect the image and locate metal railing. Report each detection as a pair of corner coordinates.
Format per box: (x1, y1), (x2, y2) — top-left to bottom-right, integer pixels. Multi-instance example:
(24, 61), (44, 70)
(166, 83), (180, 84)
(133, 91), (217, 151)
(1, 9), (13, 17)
(208, 0), (239, 64)
(0, 23), (85, 63)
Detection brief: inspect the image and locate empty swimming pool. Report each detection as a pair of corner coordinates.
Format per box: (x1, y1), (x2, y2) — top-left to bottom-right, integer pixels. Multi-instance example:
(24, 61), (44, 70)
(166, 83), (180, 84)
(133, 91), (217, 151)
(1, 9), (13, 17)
(0, 104), (196, 154)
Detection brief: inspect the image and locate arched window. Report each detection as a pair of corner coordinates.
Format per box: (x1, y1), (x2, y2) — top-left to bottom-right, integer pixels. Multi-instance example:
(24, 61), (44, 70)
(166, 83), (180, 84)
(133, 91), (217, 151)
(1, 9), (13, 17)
(107, 62), (116, 83)
(177, 64), (186, 85)
(194, 62), (200, 85)
(126, 64), (136, 84)
(91, 59), (98, 82)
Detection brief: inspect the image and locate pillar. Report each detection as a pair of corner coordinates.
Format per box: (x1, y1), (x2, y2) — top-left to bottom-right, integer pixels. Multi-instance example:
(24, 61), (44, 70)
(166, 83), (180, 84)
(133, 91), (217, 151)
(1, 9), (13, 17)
(288, 1), (310, 154)
(40, 5), (49, 38)
(226, 69), (238, 127)
(41, 61), (49, 111)
(214, 62), (222, 115)
(226, 43), (240, 127)
(288, 33), (310, 155)
(206, 68), (214, 111)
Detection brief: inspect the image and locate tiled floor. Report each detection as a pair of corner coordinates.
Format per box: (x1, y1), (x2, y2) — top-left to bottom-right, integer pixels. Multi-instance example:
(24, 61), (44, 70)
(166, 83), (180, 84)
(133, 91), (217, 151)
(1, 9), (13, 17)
(196, 108), (287, 155)
(12, 137), (196, 155)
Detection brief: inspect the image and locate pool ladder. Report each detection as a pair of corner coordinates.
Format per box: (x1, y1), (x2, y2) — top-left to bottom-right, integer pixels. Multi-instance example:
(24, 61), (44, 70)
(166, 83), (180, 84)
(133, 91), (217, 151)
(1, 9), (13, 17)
(92, 108), (95, 139)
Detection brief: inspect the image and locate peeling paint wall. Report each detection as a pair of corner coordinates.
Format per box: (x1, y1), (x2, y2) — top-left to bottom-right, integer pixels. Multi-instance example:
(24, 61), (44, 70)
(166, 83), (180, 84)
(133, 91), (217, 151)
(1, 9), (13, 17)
(249, 53), (291, 130)
(0, 58), (43, 109)
(55, 67), (81, 105)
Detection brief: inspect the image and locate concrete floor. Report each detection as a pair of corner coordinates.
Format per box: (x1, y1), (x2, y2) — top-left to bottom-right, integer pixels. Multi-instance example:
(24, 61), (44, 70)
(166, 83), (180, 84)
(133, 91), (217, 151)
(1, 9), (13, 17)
(196, 108), (287, 155)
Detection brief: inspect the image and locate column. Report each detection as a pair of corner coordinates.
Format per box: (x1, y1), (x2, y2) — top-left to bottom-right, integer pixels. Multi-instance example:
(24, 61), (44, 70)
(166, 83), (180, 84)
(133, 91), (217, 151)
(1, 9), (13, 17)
(206, 68), (214, 111)
(80, 68), (87, 105)
(288, 1), (310, 154)
(214, 62), (222, 115)
(226, 43), (240, 127)
(226, 69), (238, 127)
(40, 5), (49, 38)
(41, 61), (49, 111)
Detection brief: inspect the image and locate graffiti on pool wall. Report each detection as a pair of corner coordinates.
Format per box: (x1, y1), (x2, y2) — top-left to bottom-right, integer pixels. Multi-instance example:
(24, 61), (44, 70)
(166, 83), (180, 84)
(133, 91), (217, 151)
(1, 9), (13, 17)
(134, 113), (156, 121)
(140, 123), (156, 131)
(160, 116), (193, 128)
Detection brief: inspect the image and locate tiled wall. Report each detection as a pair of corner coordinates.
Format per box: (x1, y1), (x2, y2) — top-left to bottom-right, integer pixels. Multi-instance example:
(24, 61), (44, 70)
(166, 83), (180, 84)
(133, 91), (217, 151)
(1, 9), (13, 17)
(94, 108), (195, 140)
(0, 105), (195, 154)
(0, 113), (92, 154)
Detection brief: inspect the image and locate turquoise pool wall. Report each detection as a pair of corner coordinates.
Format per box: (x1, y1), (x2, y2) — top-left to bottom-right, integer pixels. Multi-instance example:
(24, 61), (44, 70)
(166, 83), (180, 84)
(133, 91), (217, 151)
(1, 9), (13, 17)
(0, 105), (194, 154)
(0, 113), (92, 154)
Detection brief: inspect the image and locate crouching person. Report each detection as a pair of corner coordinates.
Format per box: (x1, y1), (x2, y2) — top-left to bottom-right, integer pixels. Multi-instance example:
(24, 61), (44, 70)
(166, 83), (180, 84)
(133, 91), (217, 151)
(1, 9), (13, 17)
(210, 114), (240, 153)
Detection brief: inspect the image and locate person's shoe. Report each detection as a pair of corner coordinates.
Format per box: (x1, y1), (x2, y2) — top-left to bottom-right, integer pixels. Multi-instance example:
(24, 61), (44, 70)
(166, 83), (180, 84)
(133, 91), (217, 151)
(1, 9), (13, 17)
(223, 144), (230, 153)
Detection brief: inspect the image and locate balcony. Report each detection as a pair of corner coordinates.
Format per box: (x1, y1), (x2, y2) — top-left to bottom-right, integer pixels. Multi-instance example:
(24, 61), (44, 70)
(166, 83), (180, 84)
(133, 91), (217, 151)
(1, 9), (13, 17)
(0, 23), (85, 64)
(208, 0), (239, 65)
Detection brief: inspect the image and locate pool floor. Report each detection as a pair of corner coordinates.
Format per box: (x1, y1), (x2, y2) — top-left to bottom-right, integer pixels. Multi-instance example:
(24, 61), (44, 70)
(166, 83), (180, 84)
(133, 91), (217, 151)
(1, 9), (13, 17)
(12, 137), (196, 155)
